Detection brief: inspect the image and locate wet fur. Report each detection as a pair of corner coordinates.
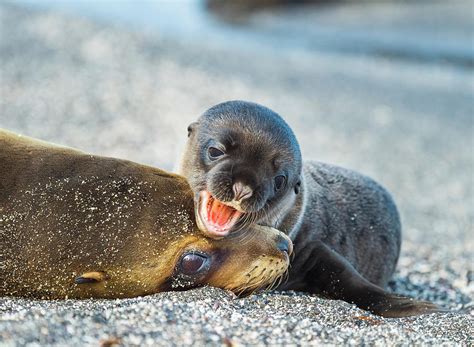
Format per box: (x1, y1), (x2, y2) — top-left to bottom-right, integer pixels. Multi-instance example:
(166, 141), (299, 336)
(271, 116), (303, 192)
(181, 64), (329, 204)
(0, 129), (289, 299)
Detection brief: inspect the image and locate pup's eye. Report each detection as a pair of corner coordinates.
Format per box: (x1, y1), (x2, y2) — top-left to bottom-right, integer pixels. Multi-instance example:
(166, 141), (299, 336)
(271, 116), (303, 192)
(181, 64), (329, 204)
(180, 253), (209, 275)
(208, 147), (225, 160)
(274, 175), (286, 191)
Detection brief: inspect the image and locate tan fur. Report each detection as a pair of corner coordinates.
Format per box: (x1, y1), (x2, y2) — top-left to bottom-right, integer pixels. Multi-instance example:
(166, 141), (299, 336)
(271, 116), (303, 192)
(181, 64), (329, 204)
(0, 129), (290, 299)
(77, 271), (107, 282)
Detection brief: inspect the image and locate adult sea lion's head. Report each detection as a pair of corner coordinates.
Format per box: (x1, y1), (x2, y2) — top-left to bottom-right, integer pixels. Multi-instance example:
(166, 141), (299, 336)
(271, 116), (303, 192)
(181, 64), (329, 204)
(0, 129), (292, 299)
(160, 224), (292, 296)
(180, 100), (302, 238)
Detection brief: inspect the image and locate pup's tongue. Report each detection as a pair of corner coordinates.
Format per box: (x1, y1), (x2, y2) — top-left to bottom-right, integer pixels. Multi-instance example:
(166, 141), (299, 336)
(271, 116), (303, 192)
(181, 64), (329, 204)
(199, 191), (243, 236)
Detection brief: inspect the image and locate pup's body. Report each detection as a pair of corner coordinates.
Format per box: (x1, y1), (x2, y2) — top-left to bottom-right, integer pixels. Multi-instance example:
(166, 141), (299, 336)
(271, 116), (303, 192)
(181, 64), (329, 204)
(180, 100), (441, 317)
(277, 161), (400, 290)
(0, 129), (291, 299)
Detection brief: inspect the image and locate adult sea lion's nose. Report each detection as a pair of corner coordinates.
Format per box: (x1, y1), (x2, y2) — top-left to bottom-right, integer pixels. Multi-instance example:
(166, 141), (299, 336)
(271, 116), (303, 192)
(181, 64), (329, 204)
(276, 234), (293, 256)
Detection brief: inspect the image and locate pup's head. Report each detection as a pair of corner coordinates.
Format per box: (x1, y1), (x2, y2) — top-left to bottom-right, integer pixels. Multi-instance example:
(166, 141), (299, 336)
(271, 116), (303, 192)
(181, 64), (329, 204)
(180, 100), (302, 238)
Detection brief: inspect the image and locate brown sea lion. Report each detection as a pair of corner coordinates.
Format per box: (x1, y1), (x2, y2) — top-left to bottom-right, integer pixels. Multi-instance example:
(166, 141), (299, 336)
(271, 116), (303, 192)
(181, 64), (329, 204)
(0, 129), (291, 299)
(179, 100), (444, 318)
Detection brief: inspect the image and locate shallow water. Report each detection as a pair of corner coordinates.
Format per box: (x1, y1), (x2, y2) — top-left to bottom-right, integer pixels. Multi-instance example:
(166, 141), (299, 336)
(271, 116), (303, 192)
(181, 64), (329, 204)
(14, 0), (215, 37)
(11, 0), (474, 67)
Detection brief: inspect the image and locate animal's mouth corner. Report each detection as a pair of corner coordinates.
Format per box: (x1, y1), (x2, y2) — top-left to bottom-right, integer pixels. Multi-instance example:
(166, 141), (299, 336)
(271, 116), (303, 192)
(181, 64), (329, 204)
(196, 191), (243, 237)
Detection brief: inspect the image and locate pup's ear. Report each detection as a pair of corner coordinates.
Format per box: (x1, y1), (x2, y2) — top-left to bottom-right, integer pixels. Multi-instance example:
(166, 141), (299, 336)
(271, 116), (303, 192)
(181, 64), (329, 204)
(187, 122), (199, 138)
(294, 180), (301, 194)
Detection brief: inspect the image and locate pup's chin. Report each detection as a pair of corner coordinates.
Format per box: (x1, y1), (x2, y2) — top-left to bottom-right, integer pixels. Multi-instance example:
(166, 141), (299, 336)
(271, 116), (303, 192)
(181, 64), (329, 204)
(196, 191), (243, 238)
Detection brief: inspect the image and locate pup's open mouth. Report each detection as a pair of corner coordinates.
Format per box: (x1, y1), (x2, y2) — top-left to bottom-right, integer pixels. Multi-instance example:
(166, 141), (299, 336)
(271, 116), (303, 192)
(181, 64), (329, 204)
(197, 191), (243, 237)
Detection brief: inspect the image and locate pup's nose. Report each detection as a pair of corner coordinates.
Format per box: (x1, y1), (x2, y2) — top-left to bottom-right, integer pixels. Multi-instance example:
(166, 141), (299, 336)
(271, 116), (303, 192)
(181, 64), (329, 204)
(232, 181), (253, 202)
(276, 235), (293, 256)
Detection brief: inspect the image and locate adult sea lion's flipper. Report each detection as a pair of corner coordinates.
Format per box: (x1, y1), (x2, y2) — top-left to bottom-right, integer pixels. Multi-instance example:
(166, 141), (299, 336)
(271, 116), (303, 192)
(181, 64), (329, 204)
(303, 241), (445, 318)
(75, 271), (107, 284)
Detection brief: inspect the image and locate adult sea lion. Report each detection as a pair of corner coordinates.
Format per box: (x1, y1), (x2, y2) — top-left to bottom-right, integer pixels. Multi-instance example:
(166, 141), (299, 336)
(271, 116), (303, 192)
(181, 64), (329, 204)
(179, 100), (443, 318)
(0, 129), (291, 299)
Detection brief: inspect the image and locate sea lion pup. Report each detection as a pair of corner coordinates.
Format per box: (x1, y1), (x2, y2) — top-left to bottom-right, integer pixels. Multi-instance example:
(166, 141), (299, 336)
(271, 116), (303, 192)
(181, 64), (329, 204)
(179, 100), (444, 318)
(0, 129), (291, 299)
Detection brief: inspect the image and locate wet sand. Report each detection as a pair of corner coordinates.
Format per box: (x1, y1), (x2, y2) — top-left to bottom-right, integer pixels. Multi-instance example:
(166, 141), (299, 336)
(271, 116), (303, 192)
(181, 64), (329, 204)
(0, 3), (473, 345)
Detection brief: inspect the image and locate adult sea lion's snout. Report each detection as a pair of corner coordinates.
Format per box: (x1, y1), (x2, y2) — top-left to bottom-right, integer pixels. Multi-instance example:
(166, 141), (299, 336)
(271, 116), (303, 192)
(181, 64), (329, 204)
(204, 226), (292, 295)
(275, 233), (292, 255)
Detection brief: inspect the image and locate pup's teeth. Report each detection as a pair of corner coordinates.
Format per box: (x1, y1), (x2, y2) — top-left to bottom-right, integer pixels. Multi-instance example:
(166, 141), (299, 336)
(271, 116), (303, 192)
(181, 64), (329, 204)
(200, 191), (244, 233)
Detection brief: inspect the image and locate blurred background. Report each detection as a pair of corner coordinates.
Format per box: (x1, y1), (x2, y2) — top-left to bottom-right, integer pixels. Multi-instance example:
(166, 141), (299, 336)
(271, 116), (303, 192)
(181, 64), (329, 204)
(0, 0), (473, 307)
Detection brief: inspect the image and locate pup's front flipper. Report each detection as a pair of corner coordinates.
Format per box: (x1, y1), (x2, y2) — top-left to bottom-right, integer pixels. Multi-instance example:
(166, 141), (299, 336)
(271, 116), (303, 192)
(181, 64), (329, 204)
(75, 271), (107, 284)
(303, 241), (445, 318)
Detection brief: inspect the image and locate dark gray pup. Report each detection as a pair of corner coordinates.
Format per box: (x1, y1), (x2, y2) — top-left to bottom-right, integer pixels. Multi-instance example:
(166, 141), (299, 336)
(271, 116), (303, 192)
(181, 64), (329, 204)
(179, 100), (443, 318)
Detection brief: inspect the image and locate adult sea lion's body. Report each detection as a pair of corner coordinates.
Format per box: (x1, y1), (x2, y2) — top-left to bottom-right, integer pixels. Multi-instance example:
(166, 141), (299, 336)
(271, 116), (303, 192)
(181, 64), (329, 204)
(179, 100), (442, 317)
(0, 129), (291, 299)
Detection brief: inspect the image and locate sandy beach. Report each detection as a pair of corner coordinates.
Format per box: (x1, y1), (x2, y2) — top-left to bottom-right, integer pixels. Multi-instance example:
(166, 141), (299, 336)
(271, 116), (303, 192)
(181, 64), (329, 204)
(0, 2), (473, 345)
